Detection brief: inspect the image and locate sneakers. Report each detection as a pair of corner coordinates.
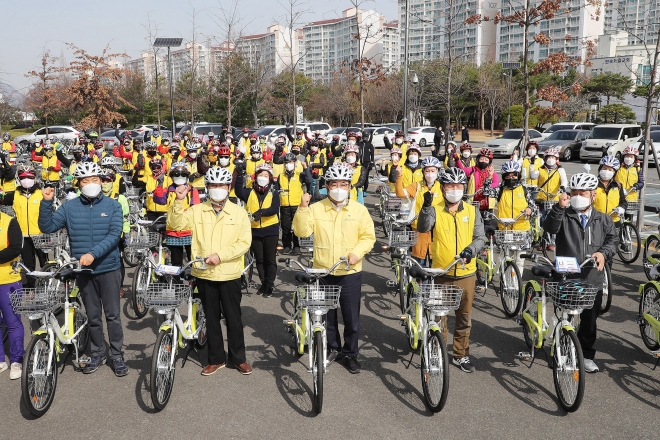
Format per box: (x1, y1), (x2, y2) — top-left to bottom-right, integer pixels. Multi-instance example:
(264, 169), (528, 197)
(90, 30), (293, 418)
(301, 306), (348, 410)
(292, 246), (301, 255)
(256, 285), (266, 296)
(0, 362), (7, 374)
(327, 350), (340, 364)
(112, 357), (129, 377)
(341, 356), (361, 374)
(584, 358), (599, 373)
(263, 287), (273, 298)
(453, 356), (475, 373)
(83, 356), (107, 374)
(282, 247), (292, 255)
(9, 362), (22, 380)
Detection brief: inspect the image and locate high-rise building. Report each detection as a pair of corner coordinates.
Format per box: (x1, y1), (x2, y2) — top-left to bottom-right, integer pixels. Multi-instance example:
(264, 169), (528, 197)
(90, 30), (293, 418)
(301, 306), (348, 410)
(382, 20), (400, 72)
(605, 1), (660, 47)
(235, 24), (299, 77)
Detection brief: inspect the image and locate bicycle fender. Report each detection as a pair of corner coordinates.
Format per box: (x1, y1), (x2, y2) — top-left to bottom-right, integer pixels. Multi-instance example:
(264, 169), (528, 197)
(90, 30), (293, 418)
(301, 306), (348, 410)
(640, 281), (660, 296)
(524, 280), (541, 294)
(159, 324), (173, 332)
(32, 329), (47, 336)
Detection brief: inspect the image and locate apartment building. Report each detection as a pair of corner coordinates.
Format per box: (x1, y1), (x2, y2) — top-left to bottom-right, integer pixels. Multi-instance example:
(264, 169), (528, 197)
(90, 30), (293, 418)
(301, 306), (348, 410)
(382, 20), (400, 72)
(235, 24), (299, 77)
(605, 1), (660, 46)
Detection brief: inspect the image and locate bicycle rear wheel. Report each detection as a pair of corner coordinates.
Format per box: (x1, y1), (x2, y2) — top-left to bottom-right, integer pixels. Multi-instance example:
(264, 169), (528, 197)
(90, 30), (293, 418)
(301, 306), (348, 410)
(639, 285), (660, 350)
(131, 264), (150, 319)
(22, 333), (58, 418)
(312, 330), (324, 414)
(122, 249), (141, 268)
(643, 235), (660, 280)
(398, 264), (408, 314)
(421, 330), (449, 413)
(599, 264), (613, 314)
(617, 223), (640, 264)
(150, 330), (176, 411)
(195, 302), (208, 348)
(522, 284), (540, 349)
(73, 308), (89, 354)
(500, 261), (523, 317)
(553, 328), (585, 412)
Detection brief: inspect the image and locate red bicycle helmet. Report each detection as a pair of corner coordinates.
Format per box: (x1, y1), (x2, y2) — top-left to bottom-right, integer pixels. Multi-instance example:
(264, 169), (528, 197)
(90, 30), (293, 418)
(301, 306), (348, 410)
(394, 130), (405, 137)
(218, 145), (232, 156)
(241, 127), (249, 133)
(347, 132), (357, 139)
(460, 143), (473, 151)
(526, 141), (539, 150)
(249, 133), (258, 140)
(479, 148), (494, 160)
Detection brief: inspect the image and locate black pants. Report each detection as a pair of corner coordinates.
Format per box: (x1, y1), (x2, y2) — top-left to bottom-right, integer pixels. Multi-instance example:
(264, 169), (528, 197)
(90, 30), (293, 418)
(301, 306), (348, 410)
(326, 272), (362, 357)
(22, 237), (47, 287)
(196, 277), (246, 366)
(578, 289), (603, 360)
(169, 244), (191, 267)
(280, 206), (299, 248)
(251, 234), (278, 288)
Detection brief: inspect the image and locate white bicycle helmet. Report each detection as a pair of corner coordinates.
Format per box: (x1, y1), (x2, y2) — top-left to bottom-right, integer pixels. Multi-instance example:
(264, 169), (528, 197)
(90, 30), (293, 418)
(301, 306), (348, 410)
(569, 172), (598, 191)
(440, 167), (468, 184)
(501, 160), (522, 174)
(344, 144), (360, 154)
(421, 156), (442, 169)
(623, 145), (639, 156)
(100, 156), (118, 167)
(204, 166), (233, 184)
(74, 161), (102, 179)
(325, 163), (354, 181)
(599, 155), (620, 170)
(545, 147), (560, 158)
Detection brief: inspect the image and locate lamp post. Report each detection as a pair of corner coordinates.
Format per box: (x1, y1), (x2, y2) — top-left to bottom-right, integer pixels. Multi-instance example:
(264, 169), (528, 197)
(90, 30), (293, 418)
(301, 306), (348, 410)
(153, 38), (183, 134)
(411, 72), (419, 126)
(402, 0), (410, 132)
(502, 62), (520, 130)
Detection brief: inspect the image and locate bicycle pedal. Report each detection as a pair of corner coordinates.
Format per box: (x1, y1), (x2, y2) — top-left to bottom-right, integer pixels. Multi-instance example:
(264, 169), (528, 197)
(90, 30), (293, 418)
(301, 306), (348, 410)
(283, 319), (294, 326)
(386, 280), (397, 287)
(517, 352), (532, 361)
(398, 315), (407, 321)
(248, 282), (259, 290)
(650, 350), (660, 358)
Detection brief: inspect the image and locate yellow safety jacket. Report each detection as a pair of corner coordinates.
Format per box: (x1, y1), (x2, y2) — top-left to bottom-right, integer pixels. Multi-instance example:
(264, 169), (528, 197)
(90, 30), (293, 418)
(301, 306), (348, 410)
(412, 180), (442, 229)
(246, 158), (265, 188)
(13, 189), (43, 236)
(40, 153), (61, 182)
(349, 165), (362, 201)
(247, 190), (278, 228)
(279, 171), (305, 207)
(401, 165), (423, 189)
(536, 167), (561, 201)
(496, 185), (530, 231)
(594, 181), (623, 223)
(430, 201), (477, 277)
(615, 165), (640, 202)
(0, 213), (21, 283)
(523, 156), (543, 186)
(186, 158), (205, 189)
(145, 176), (168, 213)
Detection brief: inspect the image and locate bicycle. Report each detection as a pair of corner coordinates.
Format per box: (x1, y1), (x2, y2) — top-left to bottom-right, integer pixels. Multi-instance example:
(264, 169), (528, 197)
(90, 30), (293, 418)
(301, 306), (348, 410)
(644, 227), (660, 281)
(11, 260), (90, 418)
(475, 212), (529, 317)
(147, 258), (208, 411)
(517, 254), (598, 412)
(382, 214), (419, 315)
(535, 187), (565, 262)
(395, 255), (464, 412)
(280, 257), (350, 414)
(610, 206), (641, 265)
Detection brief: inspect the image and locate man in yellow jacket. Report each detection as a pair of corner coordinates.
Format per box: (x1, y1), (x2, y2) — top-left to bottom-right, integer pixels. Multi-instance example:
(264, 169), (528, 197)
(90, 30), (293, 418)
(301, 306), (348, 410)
(293, 163), (376, 374)
(167, 166), (253, 377)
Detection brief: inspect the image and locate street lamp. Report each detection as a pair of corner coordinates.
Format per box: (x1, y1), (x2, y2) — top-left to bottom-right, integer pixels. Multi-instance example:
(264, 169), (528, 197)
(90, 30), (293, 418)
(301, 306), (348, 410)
(503, 72), (512, 130)
(402, 0), (410, 132)
(153, 37), (183, 134)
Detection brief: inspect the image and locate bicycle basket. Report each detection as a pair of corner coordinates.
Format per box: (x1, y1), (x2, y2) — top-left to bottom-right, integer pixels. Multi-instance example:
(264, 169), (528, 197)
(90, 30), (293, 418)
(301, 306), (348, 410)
(625, 201), (639, 215)
(419, 284), (463, 311)
(388, 229), (418, 248)
(30, 231), (67, 252)
(125, 231), (160, 249)
(299, 235), (314, 252)
(144, 283), (190, 309)
(546, 281), (597, 310)
(297, 285), (341, 312)
(9, 287), (62, 314)
(128, 198), (142, 215)
(543, 200), (557, 211)
(125, 186), (140, 197)
(494, 230), (530, 247)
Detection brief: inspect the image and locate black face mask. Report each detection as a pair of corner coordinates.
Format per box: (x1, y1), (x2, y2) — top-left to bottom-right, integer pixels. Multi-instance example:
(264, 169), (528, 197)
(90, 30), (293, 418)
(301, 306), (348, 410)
(147, 150), (157, 157)
(74, 153), (83, 161)
(504, 178), (517, 189)
(477, 161), (489, 170)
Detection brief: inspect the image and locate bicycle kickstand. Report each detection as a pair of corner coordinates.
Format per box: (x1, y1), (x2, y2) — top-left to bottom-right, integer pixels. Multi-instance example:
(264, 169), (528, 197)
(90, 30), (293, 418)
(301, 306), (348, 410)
(650, 350), (660, 370)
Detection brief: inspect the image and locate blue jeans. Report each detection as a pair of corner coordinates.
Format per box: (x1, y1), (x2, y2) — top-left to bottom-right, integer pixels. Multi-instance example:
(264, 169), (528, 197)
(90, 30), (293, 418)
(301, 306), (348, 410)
(0, 282), (25, 364)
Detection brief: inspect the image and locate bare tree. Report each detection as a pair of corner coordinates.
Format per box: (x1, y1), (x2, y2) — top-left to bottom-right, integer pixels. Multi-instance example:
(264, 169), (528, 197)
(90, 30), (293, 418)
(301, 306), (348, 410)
(25, 50), (63, 134)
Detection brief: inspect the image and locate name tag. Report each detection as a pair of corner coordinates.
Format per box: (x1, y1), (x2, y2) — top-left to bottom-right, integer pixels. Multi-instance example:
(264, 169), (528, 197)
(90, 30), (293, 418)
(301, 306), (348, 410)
(462, 216), (469, 222)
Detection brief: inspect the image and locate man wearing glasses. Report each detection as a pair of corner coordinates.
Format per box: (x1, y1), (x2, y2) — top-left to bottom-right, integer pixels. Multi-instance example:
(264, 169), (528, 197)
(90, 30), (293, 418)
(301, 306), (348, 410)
(293, 164), (376, 374)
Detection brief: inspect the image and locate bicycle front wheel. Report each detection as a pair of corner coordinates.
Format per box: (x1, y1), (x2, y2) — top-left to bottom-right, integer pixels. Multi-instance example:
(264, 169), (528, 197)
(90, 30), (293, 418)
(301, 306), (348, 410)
(150, 330), (176, 411)
(553, 328), (585, 412)
(421, 330), (449, 413)
(617, 223), (640, 264)
(639, 285), (660, 350)
(131, 264), (150, 319)
(312, 330), (324, 414)
(74, 308), (89, 354)
(22, 333), (58, 418)
(643, 235), (660, 280)
(500, 261), (523, 317)
(522, 284), (540, 349)
(599, 264), (613, 314)
(398, 264), (408, 314)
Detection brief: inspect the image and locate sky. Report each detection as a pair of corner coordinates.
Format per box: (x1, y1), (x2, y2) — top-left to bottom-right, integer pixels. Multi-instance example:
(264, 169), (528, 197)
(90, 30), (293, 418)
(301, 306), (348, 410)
(0, 0), (398, 95)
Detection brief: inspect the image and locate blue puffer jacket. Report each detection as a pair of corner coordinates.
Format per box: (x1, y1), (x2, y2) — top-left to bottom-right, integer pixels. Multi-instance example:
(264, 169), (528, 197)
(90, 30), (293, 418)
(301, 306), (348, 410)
(39, 194), (123, 274)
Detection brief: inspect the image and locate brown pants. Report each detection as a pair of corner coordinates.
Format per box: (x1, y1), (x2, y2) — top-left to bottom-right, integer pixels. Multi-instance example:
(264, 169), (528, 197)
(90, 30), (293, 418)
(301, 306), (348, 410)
(436, 275), (476, 359)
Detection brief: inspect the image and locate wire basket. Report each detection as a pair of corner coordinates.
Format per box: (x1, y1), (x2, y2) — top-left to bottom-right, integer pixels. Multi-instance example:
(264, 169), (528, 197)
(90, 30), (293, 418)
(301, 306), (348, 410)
(419, 284), (463, 311)
(144, 283), (191, 309)
(297, 285), (341, 312)
(389, 229), (418, 248)
(299, 235), (314, 252)
(543, 200), (558, 211)
(128, 198), (142, 215)
(125, 186), (140, 197)
(495, 230), (531, 246)
(9, 287), (62, 314)
(30, 231), (67, 252)
(625, 201), (639, 215)
(125, 231), (160, 249)
(0, 205), (15, 216)
(383, 197), (402, 214)
(546, 281), (597, 310)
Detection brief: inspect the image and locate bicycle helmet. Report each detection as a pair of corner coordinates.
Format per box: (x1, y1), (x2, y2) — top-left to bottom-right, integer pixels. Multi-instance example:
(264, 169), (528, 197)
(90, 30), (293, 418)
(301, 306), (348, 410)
(242, 127), (250, 134)
(16, 164), (36, 179)
(205, 166), (233, 184)
(599, 155), (620, 170)
(283, 152), (297, 163)
(100, 156), (117, 168)
(250, 144), (262, 154)
(88, 131), (99, 139)
(623, 145), (639, 156)
(173, 135), (181, 143)
(478, 148), (494, 160)
(344, 144), (360, 154)
(71, 145), (84, 154)
(459, 142), (471, 151)
(255, 163), (273, 175)
(2, 132), (10, 140)
(526, 140), (539, 150)
(569, 172), (598, 191)
(249, 133), (258, 141)
(421, 156), (442, 169)
(545, 147), (560, 158)
(405, 136), (414, 144)
(440, 167), (468, 184)
(407, 144), (421, 154)
(355, 131), (362, 139)
(73, 161), (102, 179)
(145, 141), (157, 150)
(394, 130), (405, 138)
(162, 138), (171, 146)
(275, 136), (287, 147)
(169, 161), (190, 175)
(149, 157), (163, 170)
(207, 131), (215, 138)
(218, 145), (232, 156)
(390, 147), (402, 157)
(346, 132), (357, 140)
(501, 160), (522, 174)
(324, 163), (354, 181)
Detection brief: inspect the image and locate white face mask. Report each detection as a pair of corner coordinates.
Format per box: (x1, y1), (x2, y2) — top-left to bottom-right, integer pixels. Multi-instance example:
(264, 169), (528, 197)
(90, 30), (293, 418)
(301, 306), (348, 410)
(462, 151), (471, 158)
(570, 195), (591, 211)
(188, 152), (197, 159)
(391, 155), (399, 162)
(545, 158), (556, 167)
(243, 133), (249, 138)
(347, 140), (356, 146)
(20, 178), (35, 189)
(444, 189), (463, 204)
(329, 188), (349, 203)
(528, 149), (537, 157)
(599, 169), (614, 181)
(408, 154), (418, 164)
(81, 183), (102, 199)
(173, 176), (188, 186)
(395, 138), (403, 145)
(252, 154), (261, 160)
(256, 176), (270, 187)
(346, 156), (356, 164)
(424, 172), (437, 183)
(208, 188), (228, 202)
(219, 158), (230, 166)
(624, 157), (635, 166)
(285, 163), (295, 171)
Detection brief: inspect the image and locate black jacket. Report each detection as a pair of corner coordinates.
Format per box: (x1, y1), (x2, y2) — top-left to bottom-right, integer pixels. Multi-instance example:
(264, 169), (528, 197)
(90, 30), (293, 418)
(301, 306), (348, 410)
(461, 128), (469, 142)
(543, 205), (619, 286)
(433, 130), (445, 153)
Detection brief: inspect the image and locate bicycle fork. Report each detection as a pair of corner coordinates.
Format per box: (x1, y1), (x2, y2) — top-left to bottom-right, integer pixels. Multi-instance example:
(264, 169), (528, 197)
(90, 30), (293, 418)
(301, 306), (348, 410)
(309, 315), (327, 373)
(550, 318), (578, 375)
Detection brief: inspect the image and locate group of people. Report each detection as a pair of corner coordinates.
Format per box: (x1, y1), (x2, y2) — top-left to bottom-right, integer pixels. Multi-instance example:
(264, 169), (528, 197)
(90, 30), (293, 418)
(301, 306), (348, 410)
(0, 123), (644, 384)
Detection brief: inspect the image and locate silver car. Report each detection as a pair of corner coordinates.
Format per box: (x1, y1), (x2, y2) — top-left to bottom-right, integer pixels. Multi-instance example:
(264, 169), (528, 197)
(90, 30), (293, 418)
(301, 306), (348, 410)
(484, 129), (543, 157)
(14, 126), (81, 148)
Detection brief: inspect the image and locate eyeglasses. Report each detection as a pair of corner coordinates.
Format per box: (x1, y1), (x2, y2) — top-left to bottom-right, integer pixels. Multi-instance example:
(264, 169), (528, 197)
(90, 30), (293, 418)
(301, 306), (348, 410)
(170, 171), (189, 178)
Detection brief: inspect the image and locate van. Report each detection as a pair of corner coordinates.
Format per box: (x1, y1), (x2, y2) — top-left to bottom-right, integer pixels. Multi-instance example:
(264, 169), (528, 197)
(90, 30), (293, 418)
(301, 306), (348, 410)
(580, 124), (642, 163)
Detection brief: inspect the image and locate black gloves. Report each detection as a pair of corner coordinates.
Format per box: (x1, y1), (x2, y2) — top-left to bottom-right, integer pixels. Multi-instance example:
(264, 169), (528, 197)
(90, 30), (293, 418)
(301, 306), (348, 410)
(422, 191), (434, 208)
(459, 247), (473, 263)
(251, 211), (262, 222)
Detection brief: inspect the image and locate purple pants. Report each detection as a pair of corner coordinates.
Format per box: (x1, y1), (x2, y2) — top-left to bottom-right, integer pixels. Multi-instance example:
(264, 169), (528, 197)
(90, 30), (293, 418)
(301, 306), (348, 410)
(0, 282), (25, 364)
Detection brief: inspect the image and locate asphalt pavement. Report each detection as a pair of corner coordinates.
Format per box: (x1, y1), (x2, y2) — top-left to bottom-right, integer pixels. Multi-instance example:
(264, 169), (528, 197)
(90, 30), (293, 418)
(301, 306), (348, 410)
(1, 154), (659, 439)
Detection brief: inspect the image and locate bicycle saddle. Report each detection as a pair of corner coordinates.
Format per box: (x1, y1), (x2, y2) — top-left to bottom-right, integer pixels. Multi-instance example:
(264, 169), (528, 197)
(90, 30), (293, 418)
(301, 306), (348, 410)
(152, 223), (167, 233)
(295, 272), (315, 284)
(531, 265), (554, 279)
(409, 266), (432, 281)
(55, 268), (77, 282)
(652, 253), (660, 260)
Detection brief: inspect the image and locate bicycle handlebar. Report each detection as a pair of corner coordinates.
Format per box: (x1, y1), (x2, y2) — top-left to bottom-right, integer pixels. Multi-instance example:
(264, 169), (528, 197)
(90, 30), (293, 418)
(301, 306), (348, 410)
(403, 254), (465, 276)
(12, 259), (80, 276)
(278, 257), (350, 275)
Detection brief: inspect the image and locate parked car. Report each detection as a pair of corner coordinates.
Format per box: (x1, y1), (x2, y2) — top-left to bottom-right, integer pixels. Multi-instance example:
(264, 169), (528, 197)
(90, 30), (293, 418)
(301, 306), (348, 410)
(580, 124), (642, 163)
(233, 127), (259, 139)
(14, 126), (81, 148)
(363, 126), (396, 149)
(634, 130), (660, 164)
(537, 129), (590, 161)
(134, 124), (169, 134)
(649, 125), (660, 132)
(101, 129), (172, 149)
(327, 126), (361, 143)
(178, 124), (227, 140)
(540, 122), (595, 139)
(11, 121), (34, 130)
(406, 126), (437, 147)
(301, 122), (332, 136)
(483, 129), (543, 157)
(381, 123), (402, 131)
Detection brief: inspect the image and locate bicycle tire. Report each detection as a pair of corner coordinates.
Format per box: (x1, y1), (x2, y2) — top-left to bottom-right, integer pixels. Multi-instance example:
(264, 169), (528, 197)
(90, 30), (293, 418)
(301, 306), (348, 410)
(406, 284), (418, 350)
(617, 223), (640, 264)
(475, 255), (488, 292)
(150, 330), (176, 411)
(499, 261), (523, 317)
(420, 330), (449, 413)
(22, 333), (58, 418)
(599, 264), (613, 314)
(522, 284), (540, 349)
(122, 249), (141, 268)
(553, 328), (585, 412)
(195, 302), (208, 348)
(643, 235), (660, 280)
(541, 237), (556, 263)
(131, 264), (150, 319)
(312, 330), (324, 414)
(73, 308), (89, 354)
(398, 264), (408, 314)
(639, 285), (660, 350)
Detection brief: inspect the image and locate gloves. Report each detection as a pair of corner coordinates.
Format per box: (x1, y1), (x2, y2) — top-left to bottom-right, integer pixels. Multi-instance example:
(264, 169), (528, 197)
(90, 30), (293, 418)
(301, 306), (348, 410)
(459, 247), (473, 263)
(251, 211), (262, 222)
(422, 191), (434, 208)
(529, 170), (540, 179)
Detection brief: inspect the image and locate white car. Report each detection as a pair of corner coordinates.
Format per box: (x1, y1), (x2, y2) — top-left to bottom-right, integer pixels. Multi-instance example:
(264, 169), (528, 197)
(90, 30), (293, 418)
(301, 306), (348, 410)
(301, 122), (332, 136)
(634, 131), (660, 163)
(580, 124), (642, 163)
(363, 126), (396, 148)
(408, 126), (437, 147)
(14, 126), (80, 148)
(483, 129), (543, 157)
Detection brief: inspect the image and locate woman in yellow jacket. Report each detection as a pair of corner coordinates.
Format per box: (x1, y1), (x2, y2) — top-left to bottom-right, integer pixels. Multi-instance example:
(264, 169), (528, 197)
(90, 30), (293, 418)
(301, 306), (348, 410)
(520, 141), (544, 186)
(132, 157), (169, 222)
(595, 155), (627, 226)
(167, 166), (253, 376)
(532, 148), (567, 251)
(615, 145), (644, 221)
